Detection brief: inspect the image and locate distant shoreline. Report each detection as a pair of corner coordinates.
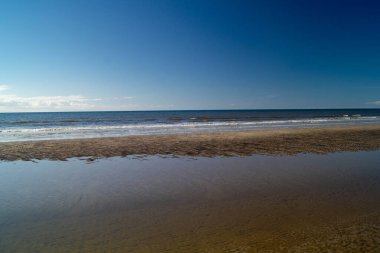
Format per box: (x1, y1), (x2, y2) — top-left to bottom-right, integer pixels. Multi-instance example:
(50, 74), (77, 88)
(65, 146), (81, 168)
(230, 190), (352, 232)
(0, 124), (379, 161)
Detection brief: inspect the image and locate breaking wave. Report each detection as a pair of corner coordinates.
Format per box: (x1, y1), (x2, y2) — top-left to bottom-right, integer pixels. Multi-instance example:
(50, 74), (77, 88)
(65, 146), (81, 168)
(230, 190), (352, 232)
(1, 115), (379, 142)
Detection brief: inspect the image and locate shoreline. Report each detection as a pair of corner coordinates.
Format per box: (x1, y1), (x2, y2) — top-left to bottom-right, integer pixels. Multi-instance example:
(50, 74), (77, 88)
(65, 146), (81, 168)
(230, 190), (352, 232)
(0, 124), (380, 161)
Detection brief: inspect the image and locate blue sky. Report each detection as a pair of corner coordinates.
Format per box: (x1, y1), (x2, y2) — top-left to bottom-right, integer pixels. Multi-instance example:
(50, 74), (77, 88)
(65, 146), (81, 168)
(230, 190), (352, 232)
(0, 0), (379, 112)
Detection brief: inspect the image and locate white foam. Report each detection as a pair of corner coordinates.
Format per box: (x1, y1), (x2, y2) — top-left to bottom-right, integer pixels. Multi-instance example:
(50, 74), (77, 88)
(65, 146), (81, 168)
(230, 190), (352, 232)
(1, 116), (379, 142)
(0, 116), (379, 133)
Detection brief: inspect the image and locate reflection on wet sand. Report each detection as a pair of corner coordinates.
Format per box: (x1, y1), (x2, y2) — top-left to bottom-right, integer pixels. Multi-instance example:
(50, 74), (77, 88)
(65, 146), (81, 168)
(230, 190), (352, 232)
(0, 152), (380, 252)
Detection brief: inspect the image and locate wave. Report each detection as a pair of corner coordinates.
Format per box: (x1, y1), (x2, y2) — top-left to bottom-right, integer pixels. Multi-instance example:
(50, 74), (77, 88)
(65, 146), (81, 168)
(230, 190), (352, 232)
(12, 120), (45, 124)
(4, 119), (135, 125)
(1, 116), (379, 134)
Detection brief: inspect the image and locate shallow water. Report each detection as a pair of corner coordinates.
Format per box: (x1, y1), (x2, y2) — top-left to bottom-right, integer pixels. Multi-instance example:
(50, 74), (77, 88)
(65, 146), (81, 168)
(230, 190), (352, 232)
(0, 152), (380, 252)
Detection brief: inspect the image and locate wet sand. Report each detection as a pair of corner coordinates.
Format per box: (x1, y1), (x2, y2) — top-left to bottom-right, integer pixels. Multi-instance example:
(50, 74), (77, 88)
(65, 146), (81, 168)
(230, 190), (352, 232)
(0, 152), (380, 252)
(1, 124), (380, 161)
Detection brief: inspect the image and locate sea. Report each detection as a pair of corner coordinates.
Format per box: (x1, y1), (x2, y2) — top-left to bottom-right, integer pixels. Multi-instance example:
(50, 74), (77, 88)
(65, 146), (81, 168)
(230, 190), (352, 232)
(0, 109), (379, 142)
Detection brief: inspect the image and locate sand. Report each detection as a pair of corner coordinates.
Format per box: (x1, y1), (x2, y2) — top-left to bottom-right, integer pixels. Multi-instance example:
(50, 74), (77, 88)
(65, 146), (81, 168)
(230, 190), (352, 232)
(0, 124), (380, 161)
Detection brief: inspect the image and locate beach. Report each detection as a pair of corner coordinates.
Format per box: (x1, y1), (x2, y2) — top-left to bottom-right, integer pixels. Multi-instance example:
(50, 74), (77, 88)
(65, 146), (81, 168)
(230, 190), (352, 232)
(2, 0), (380, 251)
(1, 122), (380, 252)
(0, 124), (379, 161)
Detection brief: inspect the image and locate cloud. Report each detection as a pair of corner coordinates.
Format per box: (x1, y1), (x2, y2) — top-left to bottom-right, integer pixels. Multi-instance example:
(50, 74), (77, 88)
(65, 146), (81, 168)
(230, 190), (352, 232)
(366, 100), (380, 106)
(0, 85), (138, 111)
(0, 85), (9, 92)
(0, 94), (100, 111)
(110, 96), (135, 100)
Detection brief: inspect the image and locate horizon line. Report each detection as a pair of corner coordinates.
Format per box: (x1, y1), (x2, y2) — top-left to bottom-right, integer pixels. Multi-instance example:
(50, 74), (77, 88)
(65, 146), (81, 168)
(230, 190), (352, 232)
(0, 107), (379, 114)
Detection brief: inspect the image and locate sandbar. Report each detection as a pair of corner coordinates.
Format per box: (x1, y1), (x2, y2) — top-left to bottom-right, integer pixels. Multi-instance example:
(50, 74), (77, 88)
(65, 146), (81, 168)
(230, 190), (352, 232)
(0, 124), (380, 161)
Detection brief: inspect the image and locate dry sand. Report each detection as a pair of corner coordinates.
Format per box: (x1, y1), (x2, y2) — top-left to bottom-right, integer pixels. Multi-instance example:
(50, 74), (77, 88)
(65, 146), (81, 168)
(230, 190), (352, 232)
(1, 124), (380, 161)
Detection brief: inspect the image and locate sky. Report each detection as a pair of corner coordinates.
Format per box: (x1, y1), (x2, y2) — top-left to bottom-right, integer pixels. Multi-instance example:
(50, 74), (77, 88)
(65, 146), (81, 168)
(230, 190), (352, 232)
(0, 0), (379, 112)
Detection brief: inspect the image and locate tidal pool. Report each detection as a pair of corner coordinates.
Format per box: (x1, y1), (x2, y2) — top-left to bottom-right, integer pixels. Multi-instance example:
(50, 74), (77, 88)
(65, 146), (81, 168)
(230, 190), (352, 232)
(0, 151), (380, 252)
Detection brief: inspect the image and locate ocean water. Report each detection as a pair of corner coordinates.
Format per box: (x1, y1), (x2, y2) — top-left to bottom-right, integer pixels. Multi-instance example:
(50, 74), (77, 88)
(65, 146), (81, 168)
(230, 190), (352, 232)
(0, 109), (379, 142)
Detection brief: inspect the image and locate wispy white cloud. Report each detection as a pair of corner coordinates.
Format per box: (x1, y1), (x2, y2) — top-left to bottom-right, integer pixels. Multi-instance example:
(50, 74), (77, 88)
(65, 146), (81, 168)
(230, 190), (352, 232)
(366, 100), (380, 106)
(0, 94), (99, 111)
(0, 85), (138, 112)
(110, 96), (135, 100)
(0, 85), (9, 92)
